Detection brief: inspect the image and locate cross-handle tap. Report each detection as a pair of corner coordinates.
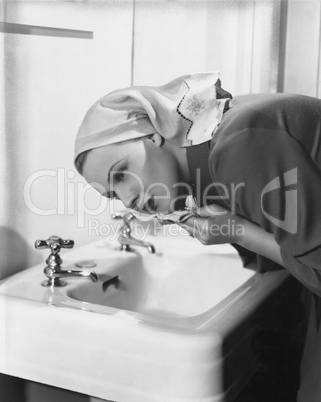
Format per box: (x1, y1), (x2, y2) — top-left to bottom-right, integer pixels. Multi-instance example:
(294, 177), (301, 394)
(111, 212), (156, 254)
(35, 235), (98, 287)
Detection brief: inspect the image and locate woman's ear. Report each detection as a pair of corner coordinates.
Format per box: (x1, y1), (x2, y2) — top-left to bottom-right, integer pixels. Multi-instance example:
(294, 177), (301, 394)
(149, 133), (165, 147)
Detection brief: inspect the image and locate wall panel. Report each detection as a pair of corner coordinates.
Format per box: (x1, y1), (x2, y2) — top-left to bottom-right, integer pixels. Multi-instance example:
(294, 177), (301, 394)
(284, 0), (321, 96)
(133, 1), (284, 96)
(2, 1), (133, 272)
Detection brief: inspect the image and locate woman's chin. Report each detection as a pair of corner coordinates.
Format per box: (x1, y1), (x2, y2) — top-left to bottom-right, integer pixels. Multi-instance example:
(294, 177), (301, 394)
(173, 197), (188, 211)
(160, 198), (186, 214)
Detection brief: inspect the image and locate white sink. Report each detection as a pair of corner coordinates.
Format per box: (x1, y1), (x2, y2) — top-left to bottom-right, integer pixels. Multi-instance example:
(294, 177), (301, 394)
(67, 252), (254, 325)
(0, 235), (292, 402)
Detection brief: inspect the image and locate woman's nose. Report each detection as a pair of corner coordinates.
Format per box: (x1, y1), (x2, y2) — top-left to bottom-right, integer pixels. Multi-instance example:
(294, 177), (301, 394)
(119, 192), (139, 210)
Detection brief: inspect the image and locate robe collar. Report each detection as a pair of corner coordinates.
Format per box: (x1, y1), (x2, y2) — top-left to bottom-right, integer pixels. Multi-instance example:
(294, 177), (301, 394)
(186, 141), (215, 207)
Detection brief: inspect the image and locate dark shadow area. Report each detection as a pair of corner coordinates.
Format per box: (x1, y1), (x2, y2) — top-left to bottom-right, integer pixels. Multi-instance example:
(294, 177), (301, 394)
(234, 282), (307, 402)
(0, 226), (42, 280)
(0, 227), (43, 401)
(234, 329), (305, 402)
(0, 373), (26, 402)
(26, 382), (89, 402)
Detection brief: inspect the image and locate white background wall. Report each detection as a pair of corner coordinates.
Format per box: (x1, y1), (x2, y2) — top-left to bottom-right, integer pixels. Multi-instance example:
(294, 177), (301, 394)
(133, 0), (284, 93)
(1, 1), (134, 275)
(284, 0), (321, 97)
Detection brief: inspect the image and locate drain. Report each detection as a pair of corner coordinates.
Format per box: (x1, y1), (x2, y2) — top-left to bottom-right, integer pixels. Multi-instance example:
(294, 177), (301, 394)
(75, 259), (97, 268)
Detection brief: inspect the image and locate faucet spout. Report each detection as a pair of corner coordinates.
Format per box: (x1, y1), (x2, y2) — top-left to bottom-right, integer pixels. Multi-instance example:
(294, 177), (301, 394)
(43, 266), (98, 287)
(118, 236), (156, 254)
(114, 212), (156, 254)
(44, 267), (98, 282)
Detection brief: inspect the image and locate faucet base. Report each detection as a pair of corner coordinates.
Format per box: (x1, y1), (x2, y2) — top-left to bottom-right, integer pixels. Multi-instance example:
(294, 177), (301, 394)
(120, 244), (134, 252)
(42, 278), (67, 287)
(119, 240), (156, 254)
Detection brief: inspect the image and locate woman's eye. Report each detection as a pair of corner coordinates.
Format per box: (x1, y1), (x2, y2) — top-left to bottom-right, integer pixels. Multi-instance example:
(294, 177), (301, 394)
(107, 166), (127, 200)
(111, 167), (127, 183)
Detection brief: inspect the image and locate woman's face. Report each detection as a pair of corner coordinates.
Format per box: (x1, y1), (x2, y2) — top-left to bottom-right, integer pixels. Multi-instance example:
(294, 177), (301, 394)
(82, 136), (189, 214)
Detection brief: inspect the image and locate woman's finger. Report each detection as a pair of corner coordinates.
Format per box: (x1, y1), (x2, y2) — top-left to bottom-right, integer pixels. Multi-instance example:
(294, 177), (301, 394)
(180, 216), (209, 237)
(180, 222), (202, 240)
(180, 224), (195, 238)
(194, 203), (229, 218)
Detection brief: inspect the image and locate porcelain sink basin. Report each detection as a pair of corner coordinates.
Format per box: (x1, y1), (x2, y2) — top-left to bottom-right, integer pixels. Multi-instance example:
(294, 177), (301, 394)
(67, 253), (255, 321)
(0, 235), (293, 402)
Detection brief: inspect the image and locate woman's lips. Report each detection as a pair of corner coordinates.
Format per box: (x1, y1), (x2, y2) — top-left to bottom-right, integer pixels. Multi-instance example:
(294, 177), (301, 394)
(137, 196), (156, 214)
(145, 196), (156, 213)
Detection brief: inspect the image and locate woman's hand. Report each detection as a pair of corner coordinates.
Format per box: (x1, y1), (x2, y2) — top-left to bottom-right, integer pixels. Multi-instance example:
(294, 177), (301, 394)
(180, 203), (246, 245)
(181, 203), (285, 267)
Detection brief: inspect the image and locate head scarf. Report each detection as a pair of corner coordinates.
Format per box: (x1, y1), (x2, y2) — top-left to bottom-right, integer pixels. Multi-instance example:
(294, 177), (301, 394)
(74, 72), (232, 168)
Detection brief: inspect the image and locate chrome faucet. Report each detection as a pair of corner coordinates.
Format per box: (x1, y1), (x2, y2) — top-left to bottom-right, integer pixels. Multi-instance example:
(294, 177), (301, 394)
(35, 235), (98, 287)
(112, 212), (156, 254)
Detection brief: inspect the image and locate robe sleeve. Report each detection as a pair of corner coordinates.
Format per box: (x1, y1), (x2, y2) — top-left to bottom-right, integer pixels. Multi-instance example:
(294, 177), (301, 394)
(210, 127), (321, 296)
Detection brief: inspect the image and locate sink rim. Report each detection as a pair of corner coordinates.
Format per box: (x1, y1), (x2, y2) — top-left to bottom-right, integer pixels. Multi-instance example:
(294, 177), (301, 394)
(60, 270), (259, 332)
(0, 237), (288, 333)
(0, 238), (261, 332)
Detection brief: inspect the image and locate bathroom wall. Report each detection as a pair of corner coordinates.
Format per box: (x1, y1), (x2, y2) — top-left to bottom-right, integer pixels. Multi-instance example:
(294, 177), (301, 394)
(283, 0), (321, 97)
(132, 0), (285, 93)
(1, 0), (134, 275)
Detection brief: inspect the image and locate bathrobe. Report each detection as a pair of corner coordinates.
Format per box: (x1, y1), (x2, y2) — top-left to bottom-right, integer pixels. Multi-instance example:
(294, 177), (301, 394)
(186, 93), (321, 402)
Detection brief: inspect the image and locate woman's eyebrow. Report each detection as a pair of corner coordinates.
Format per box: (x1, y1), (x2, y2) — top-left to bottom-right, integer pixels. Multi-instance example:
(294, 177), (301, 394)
(107, 157), (125, 183)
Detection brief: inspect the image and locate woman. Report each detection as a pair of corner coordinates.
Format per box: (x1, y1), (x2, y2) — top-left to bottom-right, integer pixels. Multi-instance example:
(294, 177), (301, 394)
(74, 72), (321, 401)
